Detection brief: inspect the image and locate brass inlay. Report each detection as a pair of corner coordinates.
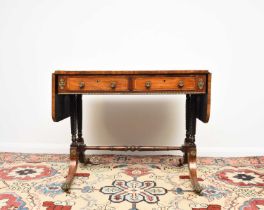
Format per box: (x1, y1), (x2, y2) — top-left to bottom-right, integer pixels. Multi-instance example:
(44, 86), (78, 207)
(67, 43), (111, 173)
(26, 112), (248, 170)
(197, 78), (204, 90)
(190, 150), (196, 156)
(59, 91), (205, 95)
(70, 148), (77, 159)
(58, 78), (65, 90)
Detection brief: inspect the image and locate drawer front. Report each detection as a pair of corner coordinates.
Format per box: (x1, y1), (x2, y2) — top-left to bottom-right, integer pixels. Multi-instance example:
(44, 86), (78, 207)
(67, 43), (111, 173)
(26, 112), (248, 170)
(132, 76), (206, 92)
(58, 76), (129, 92)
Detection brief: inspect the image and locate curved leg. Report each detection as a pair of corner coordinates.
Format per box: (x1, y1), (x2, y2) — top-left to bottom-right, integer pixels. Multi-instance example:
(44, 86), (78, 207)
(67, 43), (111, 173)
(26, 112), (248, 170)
(188, 147), (203, 194)
(61, 147), (78, 192)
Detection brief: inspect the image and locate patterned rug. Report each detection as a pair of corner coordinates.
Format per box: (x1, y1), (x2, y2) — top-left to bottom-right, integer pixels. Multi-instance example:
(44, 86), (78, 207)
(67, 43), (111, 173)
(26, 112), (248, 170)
(0, 153), (263, 210)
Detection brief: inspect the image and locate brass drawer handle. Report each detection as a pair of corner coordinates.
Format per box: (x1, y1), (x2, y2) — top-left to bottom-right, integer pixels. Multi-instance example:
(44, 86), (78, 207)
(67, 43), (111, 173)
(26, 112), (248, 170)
(79, 82), (85, 89)
(110, 81), (116, 89)
(178, 80), (184, 88)
(145, 81), (151, 89)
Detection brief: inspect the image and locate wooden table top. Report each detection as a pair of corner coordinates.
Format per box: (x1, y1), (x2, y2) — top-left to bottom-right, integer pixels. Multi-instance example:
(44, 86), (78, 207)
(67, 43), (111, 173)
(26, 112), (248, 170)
(54, 70), (210, 75)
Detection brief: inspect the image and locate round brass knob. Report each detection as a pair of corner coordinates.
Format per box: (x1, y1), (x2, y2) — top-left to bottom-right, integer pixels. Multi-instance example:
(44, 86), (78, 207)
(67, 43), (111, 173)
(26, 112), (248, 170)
(145, 81), (151, 89)
(79, 82), (85, 89)
(110, 81), (116, 89)
(178, 80), (184, 88)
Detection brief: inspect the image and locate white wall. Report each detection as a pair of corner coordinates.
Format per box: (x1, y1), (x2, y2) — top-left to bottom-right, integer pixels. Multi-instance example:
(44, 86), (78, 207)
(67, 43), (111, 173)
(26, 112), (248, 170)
(0, 0), (264, 157)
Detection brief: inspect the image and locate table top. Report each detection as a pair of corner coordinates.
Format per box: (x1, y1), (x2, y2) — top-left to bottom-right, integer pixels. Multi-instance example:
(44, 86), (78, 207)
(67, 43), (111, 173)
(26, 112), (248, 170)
(54, 70), (210, 75)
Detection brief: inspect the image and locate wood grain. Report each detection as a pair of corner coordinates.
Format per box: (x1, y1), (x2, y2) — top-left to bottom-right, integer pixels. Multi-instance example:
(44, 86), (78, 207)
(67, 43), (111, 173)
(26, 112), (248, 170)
(54, 70), (209, 75)
(59, 76), (129, 93)
(133, 76), (197, 91)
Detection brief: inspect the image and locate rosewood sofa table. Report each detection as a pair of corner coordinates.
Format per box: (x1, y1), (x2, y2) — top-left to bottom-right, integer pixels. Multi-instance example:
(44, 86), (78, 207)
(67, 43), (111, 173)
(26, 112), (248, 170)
(52, 70), (211, 194)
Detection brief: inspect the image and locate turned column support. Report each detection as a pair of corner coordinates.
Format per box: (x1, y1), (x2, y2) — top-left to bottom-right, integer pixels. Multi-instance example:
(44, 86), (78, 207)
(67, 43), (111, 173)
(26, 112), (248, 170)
(183, 94), (197, 164)
(70, 95), (78, 147)
(76, 95), (86, 163)
(77, 94), (83, 144)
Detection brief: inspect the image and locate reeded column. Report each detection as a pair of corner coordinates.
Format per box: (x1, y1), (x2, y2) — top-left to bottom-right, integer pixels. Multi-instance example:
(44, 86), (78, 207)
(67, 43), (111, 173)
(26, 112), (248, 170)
(76, 94), (86, 163)
(183, 94), (197, 163)
(70, 95), (78, 147)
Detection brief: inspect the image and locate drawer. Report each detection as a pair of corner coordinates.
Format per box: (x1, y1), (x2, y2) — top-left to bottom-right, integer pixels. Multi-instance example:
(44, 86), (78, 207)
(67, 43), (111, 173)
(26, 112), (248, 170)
(132, 76), (206, 92)
(58, 76), (129, 92)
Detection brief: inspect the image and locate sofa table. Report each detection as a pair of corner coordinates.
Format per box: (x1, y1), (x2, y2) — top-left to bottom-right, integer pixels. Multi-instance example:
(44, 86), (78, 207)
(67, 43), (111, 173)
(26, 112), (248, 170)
(52, 70), (211, 194)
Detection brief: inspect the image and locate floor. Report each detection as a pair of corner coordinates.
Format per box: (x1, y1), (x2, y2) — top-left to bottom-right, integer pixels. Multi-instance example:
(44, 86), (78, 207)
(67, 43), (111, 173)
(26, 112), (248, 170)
(0, 153), (263, 210)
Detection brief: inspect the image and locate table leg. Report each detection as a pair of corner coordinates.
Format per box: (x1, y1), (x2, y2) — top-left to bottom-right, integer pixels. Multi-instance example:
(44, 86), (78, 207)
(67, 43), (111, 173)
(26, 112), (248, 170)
(183, 94), (196, 163)
(76, 94), (96, 165)
(183, 94), (203, 194)
(76, 94), (86, 163)
(70, 95), (78, 147)
(61, 95), (79, 192)
(61, 146), (78, 192)
(188, 147), (203, 194)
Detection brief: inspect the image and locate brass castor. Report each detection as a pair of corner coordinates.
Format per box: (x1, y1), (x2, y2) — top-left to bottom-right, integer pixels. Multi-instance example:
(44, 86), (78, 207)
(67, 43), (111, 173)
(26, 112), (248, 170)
(84, 158), (99, 165)
(193, 184), (203, 195)
(61, 183), (70, 192)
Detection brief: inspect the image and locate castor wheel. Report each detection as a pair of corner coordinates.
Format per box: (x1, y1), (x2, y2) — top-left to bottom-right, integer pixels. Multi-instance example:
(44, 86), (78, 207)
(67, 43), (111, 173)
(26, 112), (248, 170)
(193, 184), (203, 195)
(61, 182), (70, 192)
